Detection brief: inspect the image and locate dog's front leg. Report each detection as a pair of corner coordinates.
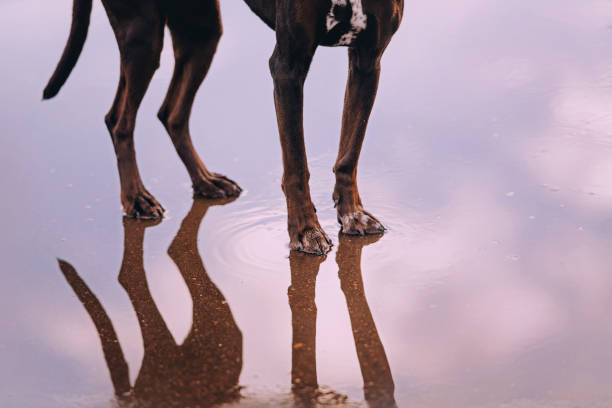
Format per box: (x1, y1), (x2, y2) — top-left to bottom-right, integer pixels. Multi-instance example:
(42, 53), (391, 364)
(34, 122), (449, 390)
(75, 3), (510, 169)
(269, 21), (332, 255)
(333, 46), (386, 235)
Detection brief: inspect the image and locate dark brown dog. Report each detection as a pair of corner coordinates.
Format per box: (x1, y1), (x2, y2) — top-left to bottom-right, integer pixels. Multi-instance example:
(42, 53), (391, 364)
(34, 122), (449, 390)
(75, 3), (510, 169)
(44, 0), (404, 254)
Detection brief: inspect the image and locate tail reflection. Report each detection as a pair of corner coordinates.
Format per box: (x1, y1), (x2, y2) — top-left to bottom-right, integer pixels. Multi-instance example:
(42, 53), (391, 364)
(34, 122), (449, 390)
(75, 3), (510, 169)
(59, 198), (242, 407)
(289, 234), (396, 408)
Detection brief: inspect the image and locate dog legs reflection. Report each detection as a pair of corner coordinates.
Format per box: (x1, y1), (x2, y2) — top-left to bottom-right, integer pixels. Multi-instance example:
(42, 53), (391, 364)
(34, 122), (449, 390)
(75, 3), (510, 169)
(57, 260), (131, 396)
(58, 198), (242, 407)
(288, 234), (396, 408)
(288, 252), (324, 407)
(337, 234), (396, 407)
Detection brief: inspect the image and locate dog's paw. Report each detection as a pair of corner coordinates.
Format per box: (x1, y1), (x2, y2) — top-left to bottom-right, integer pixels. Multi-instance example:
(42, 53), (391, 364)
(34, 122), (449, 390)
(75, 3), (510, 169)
(338, 210), (385, 236)
(124, 189), (165, 219)
(290, 227), (333, 256)
(193, 173), (242, 199)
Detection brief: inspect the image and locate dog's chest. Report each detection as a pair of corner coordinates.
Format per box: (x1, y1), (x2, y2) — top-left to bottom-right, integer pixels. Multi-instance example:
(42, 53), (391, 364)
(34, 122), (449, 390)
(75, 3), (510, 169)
(325, 0), (368, 46)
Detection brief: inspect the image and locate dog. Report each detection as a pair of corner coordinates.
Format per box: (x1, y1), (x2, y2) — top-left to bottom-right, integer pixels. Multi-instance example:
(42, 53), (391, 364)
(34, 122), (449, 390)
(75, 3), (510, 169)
(43, 0), (404, 255)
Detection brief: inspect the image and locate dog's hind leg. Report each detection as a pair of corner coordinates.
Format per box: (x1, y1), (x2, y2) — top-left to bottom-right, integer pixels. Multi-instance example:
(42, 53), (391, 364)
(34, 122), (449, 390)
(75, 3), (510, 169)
(105, 3), (165, 218)
(104, 72), (125, 136)
(269, 8), (332, 255)
(158, 5), (241, 199)
(333, 47), (386, 235)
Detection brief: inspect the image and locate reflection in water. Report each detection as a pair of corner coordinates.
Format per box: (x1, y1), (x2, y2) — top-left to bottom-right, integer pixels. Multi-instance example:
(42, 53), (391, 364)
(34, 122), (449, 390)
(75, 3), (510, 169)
(5, 1), (612, 406)
(289, 234), (396, 408)
(57, 197), (396, 407)
(58, 199), (243, 407)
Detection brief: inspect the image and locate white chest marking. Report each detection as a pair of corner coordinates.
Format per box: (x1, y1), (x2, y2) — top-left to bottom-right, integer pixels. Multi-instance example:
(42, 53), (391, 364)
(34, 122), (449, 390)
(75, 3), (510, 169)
(326, 0), (368, 46)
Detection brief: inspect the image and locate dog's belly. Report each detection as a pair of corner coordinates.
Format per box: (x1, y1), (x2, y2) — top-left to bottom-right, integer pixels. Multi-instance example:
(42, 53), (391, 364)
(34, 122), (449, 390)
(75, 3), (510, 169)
(322, 0), (368, 47)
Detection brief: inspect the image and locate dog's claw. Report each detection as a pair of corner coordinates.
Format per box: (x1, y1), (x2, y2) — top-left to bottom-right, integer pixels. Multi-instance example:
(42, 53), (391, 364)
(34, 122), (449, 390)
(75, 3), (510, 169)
(124, 188), (165, 219)
(291, 227), (333, 256)
(193, 173), (242, 199)
(339, 210), (385, 236)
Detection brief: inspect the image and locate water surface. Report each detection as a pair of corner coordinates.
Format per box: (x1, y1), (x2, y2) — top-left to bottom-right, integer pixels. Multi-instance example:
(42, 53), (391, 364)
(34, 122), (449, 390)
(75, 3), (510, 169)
(2, 0), (612, 407)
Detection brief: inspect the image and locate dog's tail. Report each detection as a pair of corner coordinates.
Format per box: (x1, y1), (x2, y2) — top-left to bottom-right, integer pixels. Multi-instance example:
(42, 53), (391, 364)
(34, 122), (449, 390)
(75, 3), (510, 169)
(42, 0), (93, 100)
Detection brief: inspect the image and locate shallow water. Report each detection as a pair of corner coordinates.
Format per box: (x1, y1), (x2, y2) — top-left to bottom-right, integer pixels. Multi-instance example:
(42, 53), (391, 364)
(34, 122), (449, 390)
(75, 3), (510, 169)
(3, 0), (612, 407)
